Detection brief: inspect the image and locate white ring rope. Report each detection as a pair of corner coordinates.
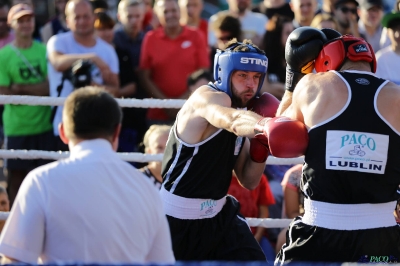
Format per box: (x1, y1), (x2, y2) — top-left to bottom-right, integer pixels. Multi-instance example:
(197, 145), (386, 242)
(0, 149), (303, 164)
(0, 95), (186, 108)
(0, 211), (291, 228)
(246, 218), (292, 228)
(0, 150), (164, 163)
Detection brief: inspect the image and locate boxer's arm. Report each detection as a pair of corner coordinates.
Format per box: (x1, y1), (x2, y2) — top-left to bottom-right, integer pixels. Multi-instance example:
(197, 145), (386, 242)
(233, 138), (265, 190)
(196, 87), (263, 138)
(277, 74), (313, 122)
(276, 91), (293, 117)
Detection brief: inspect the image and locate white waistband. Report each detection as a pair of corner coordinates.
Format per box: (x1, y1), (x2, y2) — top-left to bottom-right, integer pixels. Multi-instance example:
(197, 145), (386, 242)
(302, 198), (397, 230)
(160, 186), (227, 220)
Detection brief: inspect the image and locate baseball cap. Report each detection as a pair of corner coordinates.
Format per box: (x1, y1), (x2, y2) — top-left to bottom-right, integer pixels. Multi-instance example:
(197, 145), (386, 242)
(7, 4), (34, 24)
(357, 0), (383, 9)
(335, 0), (359, 8)
(382, 11), (400, 28)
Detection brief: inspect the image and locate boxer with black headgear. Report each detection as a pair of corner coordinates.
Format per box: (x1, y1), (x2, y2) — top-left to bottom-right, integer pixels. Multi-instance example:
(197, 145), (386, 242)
(160, 39), (309, 261)
(275, 27), (400, 264)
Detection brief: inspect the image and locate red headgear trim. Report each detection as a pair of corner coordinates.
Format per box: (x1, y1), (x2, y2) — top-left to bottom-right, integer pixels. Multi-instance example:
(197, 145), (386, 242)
(315, 35), (377, 73)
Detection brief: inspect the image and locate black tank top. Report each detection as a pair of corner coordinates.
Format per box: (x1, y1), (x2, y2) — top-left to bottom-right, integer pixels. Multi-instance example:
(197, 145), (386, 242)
(161, 120), (245, 199)
(303, 70), (400, 204)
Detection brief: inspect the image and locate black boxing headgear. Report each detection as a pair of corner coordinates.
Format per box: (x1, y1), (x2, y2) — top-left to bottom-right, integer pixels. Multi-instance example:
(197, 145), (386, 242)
(315, 35), (377, 73)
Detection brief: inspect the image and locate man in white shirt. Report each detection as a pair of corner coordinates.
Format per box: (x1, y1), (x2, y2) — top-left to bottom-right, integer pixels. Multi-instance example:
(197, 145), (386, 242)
(375, 11), (400, 84)
(357, 0), (388, 52)
(47, 0), (119, 150)
(0, 87), (175, 264)
(208, 0), (268, 47)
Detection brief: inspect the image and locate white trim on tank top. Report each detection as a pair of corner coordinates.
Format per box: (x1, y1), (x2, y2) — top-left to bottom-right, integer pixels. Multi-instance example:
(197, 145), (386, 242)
(374, 80), (400, 136)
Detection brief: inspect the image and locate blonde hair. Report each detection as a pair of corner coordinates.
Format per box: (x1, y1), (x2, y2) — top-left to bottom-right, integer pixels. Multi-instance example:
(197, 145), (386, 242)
(143, 125), (171, 151)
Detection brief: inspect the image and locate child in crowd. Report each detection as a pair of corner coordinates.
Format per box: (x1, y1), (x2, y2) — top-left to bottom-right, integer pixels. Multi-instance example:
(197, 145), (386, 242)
(140, 125), (171, 189)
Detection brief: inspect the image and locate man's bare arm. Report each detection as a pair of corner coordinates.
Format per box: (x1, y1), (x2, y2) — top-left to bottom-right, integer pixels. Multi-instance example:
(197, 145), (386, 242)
(0, 86), (10, 95)
(137, 69), (166, 99)
(276, 91), (293, 116)
(276, 74), (314, 122)
(9, 80), (49, 96)
(233, 138), (265, 190)
(194, 88), (263, 138)
(254, 205), (269, 242)
(48, 51), (100, 72)
(99, 73), (119, 97)
(117, 82), (136, 98)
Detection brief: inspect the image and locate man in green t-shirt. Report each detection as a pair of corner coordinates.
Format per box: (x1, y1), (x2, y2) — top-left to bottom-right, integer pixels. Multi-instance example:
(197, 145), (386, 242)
(0, 4), (53, 206)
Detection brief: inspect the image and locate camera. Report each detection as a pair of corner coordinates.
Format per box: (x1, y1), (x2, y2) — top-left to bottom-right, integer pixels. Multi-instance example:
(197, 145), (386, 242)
(68, 59), (93, 89)
(52, 59), (94, 124)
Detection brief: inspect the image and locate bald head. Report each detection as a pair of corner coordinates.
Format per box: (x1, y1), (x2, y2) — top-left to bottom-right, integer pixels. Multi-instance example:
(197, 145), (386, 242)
(65, 0), (93, 17)
(65, 0), (95, 36)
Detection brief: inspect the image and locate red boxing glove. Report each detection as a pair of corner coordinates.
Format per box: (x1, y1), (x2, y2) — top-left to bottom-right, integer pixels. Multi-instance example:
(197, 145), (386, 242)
(248, 92), (280, 118)
(248, 93), (280, 163)
(249, 137), (270, 163)
(254, 116), (309, 158)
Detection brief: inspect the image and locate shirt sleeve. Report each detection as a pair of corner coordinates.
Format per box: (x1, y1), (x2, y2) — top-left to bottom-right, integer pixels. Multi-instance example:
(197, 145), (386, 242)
(0, 171), (46, 264)
(47, 34), (67, 55)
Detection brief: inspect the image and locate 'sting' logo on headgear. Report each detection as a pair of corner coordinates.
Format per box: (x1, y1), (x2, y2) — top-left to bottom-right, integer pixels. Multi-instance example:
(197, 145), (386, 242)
(240, 57), (268, 67)
(353, 44), (368, 53)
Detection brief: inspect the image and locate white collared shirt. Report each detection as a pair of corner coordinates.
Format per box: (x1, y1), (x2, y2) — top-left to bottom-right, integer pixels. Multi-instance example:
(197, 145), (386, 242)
(0, 139), (175, 264)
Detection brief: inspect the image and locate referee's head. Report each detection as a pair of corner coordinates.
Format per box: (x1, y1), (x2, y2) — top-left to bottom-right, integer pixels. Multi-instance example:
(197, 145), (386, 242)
(60, 86), (122, 150)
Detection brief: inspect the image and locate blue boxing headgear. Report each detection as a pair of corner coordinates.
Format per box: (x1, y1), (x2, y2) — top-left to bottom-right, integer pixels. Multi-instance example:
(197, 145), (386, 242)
(213, 41), (268, 98)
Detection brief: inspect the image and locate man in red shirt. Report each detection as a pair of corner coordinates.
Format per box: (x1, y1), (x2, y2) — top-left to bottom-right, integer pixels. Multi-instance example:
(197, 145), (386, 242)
(139, 0), (209, 124)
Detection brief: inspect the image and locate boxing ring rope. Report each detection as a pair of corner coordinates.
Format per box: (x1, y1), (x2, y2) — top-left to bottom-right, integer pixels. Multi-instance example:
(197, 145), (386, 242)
(0, 95), (186, 108)
(0, 210), (291, 227)
(0, 95), (302, 227)
(0, 149), (303, 164)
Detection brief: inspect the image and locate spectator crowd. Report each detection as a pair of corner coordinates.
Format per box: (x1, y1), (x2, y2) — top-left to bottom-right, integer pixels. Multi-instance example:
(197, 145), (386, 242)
(0, 0), (399, 263)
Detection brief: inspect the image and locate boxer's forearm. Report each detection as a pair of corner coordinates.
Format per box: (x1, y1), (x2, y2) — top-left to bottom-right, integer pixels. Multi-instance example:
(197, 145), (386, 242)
(276, 91), (293, 116)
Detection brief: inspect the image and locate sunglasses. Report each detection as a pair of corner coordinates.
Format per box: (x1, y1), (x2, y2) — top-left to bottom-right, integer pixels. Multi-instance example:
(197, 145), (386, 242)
(340, 6), (357, 14)
(218, 36), (234, 41)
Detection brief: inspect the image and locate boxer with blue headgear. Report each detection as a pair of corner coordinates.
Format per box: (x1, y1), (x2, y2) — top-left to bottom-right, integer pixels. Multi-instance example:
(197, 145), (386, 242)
(213, 40), (268, 99)
(159, 38), (308, 262)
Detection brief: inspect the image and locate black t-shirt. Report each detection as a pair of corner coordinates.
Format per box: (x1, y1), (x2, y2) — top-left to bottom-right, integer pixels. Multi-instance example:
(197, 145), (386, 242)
(114, 46), (146, 133)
